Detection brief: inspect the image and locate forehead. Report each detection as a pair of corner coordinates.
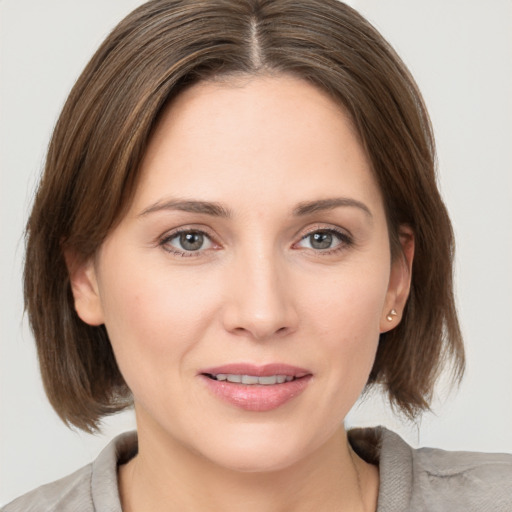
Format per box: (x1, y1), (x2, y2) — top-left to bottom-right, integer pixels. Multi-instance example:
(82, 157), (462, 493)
(130, 74), (383, 217)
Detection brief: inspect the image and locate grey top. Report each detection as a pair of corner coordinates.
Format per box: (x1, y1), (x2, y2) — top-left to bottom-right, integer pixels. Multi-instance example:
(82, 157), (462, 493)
(3, 428), (512, 511)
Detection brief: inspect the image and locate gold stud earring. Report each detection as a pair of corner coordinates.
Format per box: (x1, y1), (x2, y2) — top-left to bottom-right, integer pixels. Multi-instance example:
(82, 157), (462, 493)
(386, 309), (398, 322)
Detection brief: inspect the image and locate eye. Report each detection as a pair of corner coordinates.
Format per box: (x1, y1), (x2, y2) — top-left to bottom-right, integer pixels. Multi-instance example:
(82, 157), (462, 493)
(296, 228), (351, 252)
(161, 229), (214, 255)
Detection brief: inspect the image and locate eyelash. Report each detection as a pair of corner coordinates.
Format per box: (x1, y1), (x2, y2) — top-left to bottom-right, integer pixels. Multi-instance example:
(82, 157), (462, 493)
(158, 226), (353, 258)
(296, 226), (354, 256)
(159, 228), (217, 257)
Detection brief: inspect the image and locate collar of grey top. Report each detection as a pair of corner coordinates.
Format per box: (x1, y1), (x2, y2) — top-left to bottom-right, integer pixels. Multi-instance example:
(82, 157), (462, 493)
(91, 427), (512, 512)
(5, 427), (512, 512)
(90, 427), (402, 512)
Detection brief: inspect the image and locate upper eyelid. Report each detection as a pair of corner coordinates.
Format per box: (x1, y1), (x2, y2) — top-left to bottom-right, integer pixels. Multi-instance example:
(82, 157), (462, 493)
(296, 224), (353, 241)
(160, 225), (216, 241)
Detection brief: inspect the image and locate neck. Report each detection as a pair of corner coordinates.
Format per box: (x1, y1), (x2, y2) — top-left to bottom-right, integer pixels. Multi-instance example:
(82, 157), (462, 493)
(119, 417), (378, 512)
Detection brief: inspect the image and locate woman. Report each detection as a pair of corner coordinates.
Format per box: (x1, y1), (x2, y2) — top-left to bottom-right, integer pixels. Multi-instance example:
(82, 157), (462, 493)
(4, 0), (511, 510)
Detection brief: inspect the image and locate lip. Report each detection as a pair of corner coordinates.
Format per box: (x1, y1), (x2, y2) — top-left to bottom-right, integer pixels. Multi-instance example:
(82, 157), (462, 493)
(200, 363), (310, 377)
(199, 363), (312, 412)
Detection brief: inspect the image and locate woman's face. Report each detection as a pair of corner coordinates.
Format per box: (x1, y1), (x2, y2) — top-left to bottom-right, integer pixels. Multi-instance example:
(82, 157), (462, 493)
(72, 75), (410, 472)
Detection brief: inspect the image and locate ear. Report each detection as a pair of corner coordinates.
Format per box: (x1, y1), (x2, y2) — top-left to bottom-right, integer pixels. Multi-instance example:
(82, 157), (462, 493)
(380, 225), (414, 333)
(64, 250), (105, 326)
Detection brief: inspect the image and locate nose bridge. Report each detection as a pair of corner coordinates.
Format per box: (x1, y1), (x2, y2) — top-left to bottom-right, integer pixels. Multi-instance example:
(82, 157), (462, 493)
(223, 244), (297, 340)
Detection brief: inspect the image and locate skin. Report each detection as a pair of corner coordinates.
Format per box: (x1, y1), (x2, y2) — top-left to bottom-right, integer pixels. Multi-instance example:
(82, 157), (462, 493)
(69, 74), (413, 512)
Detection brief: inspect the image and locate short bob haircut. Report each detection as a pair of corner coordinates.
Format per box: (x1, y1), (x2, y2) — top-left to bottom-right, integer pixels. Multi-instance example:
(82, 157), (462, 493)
(25, 0), (464, 432)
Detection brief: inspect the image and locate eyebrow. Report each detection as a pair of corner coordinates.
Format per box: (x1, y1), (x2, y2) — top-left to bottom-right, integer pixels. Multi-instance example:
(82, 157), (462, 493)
(293, 197), (372, 218)
(139, 198), (232, 218)
(139, 197), (372, 219)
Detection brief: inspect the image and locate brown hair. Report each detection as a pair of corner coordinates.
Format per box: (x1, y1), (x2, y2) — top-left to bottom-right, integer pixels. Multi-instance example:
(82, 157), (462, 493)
(24, 0), (464, 432)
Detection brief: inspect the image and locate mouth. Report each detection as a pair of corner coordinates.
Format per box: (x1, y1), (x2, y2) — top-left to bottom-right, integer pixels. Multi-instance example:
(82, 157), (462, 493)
(203, 373), (302, 385)
(199, 363), (312, 412)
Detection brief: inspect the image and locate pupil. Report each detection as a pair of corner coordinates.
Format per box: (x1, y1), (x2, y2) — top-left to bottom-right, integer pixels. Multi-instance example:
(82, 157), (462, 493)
(180, 232), (203, 251)
(311, 232), (332, 249)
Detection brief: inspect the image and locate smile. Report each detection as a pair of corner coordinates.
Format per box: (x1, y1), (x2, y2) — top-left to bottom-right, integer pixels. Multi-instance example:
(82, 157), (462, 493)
(199, 364), (312, 411)
(206, 374), (296, 385)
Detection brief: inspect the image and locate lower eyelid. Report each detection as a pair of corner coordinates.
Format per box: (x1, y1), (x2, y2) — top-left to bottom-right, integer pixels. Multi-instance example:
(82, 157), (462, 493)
(164, 248), (203, 257)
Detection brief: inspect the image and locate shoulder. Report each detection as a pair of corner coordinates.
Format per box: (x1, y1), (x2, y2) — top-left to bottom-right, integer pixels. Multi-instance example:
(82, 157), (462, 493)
(1, 464), (94, 512)
(350, 427), (512, 512)
(410, 441), (512, 511)
(2, 431), (137, 512)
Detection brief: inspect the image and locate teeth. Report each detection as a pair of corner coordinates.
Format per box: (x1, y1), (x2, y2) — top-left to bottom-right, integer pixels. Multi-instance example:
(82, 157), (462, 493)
(241, 375), (260, 384)
(257, 375), (277, 385)
(212, 374), (295, 385)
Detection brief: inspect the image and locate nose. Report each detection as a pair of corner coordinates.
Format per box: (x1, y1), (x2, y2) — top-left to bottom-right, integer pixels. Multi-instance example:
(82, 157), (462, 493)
(222, 250), (299, 341)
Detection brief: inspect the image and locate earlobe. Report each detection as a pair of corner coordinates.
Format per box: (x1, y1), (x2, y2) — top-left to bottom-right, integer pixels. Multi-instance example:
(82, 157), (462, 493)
(64, 250), (105, 326)
(380, 225), (414, 333)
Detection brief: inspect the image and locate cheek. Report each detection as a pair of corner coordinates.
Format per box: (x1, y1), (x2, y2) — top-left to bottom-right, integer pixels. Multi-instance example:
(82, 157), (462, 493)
(95, 250), (222, 386)
(303, 261), (390, 388)
(304, 262), (390, 339)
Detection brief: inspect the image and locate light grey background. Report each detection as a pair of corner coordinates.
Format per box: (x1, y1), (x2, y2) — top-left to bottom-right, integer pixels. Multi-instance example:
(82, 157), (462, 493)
(1, 0), (511, 505)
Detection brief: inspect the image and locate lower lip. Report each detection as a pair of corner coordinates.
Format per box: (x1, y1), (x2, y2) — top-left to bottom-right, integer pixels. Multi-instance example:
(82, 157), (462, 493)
(200, 375), (312, 412)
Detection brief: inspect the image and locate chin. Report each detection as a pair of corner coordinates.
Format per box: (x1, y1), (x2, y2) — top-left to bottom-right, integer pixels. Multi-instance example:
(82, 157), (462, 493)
(208, 445), (304, 474)
(192, 423), (325, 474)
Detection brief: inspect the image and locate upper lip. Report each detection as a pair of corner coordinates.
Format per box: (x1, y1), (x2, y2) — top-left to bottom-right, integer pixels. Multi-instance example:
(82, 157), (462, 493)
(200, 363), (311, 377)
